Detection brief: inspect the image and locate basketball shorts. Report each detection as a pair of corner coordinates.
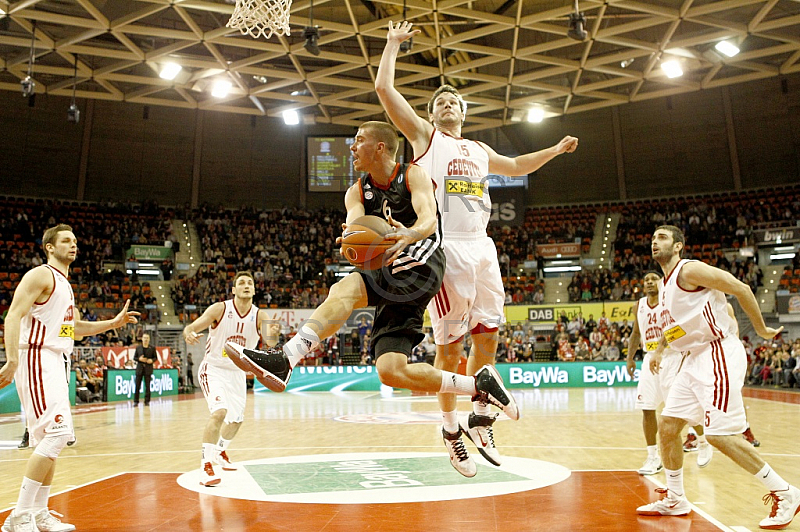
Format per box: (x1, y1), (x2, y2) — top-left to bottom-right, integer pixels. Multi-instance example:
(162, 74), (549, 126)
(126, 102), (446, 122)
(635, 350), (684, 410)
(661, 335), (747, 435)
(15, 347), (74, 447)
(199, 359), (247, 424)
(359, 247), (445, 358)
(427, 235), (505, 345)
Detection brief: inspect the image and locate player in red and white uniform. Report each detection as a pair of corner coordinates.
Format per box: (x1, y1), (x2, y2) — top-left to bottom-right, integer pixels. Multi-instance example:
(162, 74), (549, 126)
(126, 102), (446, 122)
(626, 271), (711, 477)
(636, 225), (800, 529)
(183, 271), (279, 487)
(376, 20), (578, 476)
(0, 224), (139, 532)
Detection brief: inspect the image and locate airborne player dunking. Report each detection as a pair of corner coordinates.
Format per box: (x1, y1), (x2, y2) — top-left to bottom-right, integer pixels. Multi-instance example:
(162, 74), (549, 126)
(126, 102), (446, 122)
(376, 20), (578, 476)
(183, 271), (279, 487)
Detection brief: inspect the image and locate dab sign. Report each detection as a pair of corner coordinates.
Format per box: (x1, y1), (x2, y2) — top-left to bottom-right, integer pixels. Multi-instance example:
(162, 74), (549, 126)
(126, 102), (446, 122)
(528, 307), (554, 321)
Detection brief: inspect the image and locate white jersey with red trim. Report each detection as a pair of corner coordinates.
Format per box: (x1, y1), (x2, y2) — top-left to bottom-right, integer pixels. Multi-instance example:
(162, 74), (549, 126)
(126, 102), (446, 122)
(18, 264), (75, 356)
(204, 299), (261, 369)
(658, 259), (737, 352)
(636, 296), (680, 357)
(413, 129), (491, 238)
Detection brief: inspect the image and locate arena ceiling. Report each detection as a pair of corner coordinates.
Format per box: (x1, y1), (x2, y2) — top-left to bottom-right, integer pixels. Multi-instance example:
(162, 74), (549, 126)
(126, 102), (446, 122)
(1, 0), (799, 133)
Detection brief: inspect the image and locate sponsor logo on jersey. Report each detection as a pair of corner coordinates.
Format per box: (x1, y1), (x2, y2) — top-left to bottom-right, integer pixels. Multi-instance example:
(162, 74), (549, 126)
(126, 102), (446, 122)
(645, 340), (660, 351)
(63, 305), (74, 322)
(55, 414), (64, 423)
(446, 158), (482, 177)
(664, 325), (687, 344)
(59, 325), (75, 338)
(445, 179), (484, 197)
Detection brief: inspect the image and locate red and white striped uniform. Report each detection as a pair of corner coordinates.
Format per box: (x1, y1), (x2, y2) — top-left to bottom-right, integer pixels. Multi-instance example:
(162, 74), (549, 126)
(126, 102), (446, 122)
(634, 296), (683, 411)
(15, 264), (75, 446)
(415, 130), (505, 344)
(198, 300), (260, 422)
(659, 259), (747, 435)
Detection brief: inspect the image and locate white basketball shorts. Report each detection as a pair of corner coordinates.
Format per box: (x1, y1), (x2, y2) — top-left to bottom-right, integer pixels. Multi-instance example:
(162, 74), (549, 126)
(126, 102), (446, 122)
(15, 347), (74, 447)
(199, 359), (247, 424)
(635, 350), (684, 410)
(427, 235), (505, 345)
(661, 335), (747, 435)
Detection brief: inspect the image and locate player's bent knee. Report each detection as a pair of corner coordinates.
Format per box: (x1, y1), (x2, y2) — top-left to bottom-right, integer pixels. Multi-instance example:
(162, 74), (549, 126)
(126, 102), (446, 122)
(33, 434), (71, 459)
(210, 409), (228, 421)
(375, 353), (405, 386)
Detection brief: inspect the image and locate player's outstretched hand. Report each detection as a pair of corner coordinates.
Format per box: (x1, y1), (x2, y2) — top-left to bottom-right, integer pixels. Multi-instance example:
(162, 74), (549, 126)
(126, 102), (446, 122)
(388, 20), (420, 44)
(382, 215), (417, 266)
(112, 300), (141, 329)
(758, 326), (784, 340)
(555, 135), (578, 154)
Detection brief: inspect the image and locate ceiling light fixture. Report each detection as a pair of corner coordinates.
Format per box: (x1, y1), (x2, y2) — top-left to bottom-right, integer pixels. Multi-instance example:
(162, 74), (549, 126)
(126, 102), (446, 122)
(715, 40), (740, 58)
(283, 110), (300, 125)
(159, 62), (182, 80)
(661, 60), (683, 79)
(211, 79), (232, 98)
(527, 108), (545, 123)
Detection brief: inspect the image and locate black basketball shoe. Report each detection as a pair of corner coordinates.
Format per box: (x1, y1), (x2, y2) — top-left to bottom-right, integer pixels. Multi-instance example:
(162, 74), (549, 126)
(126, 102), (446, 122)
(225, 342), (293, 392)
(472, 365), (519, 420)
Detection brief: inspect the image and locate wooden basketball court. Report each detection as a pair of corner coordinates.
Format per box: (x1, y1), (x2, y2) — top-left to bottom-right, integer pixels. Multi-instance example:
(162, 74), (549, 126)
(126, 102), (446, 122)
(1, 386), (798, 531)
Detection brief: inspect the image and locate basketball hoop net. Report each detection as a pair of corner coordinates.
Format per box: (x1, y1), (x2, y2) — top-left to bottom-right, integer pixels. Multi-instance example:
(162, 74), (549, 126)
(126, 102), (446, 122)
(226, 0), (292, 39)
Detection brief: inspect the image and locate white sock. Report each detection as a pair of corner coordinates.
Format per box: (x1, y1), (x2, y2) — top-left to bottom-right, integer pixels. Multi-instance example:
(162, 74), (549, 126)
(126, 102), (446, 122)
(15, 477), (42, 514)
(283, 326), (320, 367)
(216, 436), (231, 452)
(201, 443), (216, 465)
(439, 371), (477, 395)
(646, 445), (658, 458)
(473, 402), (491, 417)
(33, 485), (50, 512)
(442, 410), (459, 434)
(665, 468), (685, 498)
(756, 463), (791, 492)
(697, 434), (707, 444)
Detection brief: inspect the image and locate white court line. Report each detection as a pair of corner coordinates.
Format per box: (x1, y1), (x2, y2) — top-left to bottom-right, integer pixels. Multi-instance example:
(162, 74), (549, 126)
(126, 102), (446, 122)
(1, 472), (127, 514)
(642, 475), (741, 532)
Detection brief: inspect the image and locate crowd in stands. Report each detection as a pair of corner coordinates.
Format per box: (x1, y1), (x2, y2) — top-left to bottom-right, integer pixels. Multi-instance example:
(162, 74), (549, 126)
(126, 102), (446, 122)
(746, 336), (800, 388)
(172, 205), (342, 315)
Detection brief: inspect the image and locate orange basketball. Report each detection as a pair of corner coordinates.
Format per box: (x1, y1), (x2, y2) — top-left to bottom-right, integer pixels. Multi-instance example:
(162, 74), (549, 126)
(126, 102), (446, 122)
(340, 215), (394, 270)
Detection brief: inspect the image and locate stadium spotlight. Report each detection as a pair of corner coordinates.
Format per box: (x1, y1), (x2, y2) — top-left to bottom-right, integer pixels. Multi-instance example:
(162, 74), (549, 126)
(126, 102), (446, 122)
(283, 110), (300, 125)
(303, 27), (321, 56)
(567, 0), (587, 41)
(159, 62), (182, 80)
(21, 22), (36, 98)
(211, 79), (232, 98)
(303, 0), (321, 56)
(661, 60), (683, 79)
(715, 40), (740, 58)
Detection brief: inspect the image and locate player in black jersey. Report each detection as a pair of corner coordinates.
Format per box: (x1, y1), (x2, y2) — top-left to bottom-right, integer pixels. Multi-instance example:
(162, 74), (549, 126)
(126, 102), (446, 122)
(226, 122), (519, 441)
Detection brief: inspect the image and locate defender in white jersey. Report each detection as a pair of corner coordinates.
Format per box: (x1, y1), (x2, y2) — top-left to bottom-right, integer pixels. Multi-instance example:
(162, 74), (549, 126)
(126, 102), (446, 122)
(183, 271), (279, 487)
(376, 20), (578, 476)
(636, 225), (800, 530)
(0, 224), (139, 532)
(626, 271), (711, 476)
